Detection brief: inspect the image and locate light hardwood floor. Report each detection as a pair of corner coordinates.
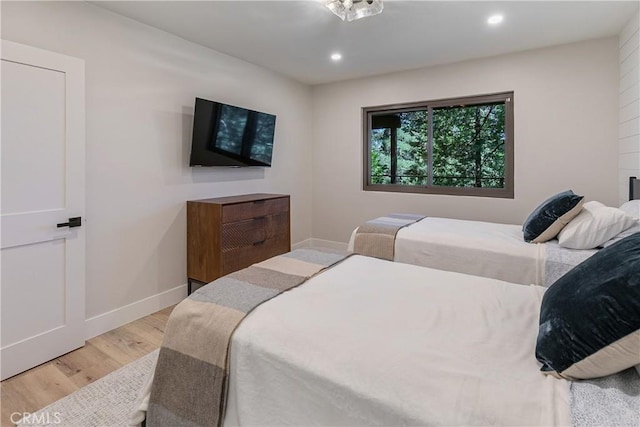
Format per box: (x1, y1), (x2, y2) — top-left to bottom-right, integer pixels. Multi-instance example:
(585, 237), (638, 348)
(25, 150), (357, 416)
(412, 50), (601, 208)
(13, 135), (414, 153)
(0, 305), (174, 427)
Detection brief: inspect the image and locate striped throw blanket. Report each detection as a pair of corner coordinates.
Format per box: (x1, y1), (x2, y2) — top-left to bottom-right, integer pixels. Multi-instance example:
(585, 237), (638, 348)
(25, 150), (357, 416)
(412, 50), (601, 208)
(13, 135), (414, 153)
(147, 248), (352, 426)
(353, 214), (426, 261)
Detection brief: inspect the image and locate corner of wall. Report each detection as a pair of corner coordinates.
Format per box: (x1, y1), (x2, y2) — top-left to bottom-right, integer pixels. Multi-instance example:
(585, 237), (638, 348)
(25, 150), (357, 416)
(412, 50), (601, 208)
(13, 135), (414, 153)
(619, 12), (640, 205)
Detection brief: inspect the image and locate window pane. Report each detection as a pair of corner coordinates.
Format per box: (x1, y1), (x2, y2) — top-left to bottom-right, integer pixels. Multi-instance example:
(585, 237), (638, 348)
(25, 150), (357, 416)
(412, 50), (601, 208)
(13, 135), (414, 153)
(432, 103), (505, 188)
(396, 111), (428, 185)
(363, 92), (513, 198)
(370, 127), (391, 184)
(370, 110), (427, 185)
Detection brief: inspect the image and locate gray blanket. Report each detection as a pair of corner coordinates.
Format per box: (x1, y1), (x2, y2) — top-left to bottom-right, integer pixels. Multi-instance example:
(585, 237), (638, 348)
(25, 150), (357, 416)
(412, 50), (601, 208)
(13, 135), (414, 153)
(544, 240), (598, 287)
(571, 368), (640, 426)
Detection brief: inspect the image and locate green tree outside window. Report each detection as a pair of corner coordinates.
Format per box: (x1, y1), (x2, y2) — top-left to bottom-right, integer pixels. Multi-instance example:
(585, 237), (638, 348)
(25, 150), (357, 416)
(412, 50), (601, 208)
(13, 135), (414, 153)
(364, 92), (513, 198)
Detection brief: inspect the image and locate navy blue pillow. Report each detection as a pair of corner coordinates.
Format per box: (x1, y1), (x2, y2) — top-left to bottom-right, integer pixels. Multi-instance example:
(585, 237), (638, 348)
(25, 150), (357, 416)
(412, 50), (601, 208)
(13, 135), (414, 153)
(522, 190), (584, 243)
(535, 232), (640, 380)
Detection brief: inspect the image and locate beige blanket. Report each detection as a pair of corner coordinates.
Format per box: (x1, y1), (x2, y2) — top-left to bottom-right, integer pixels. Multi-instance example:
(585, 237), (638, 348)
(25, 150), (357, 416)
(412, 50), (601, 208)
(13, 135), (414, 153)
(353, 213), (426, 260)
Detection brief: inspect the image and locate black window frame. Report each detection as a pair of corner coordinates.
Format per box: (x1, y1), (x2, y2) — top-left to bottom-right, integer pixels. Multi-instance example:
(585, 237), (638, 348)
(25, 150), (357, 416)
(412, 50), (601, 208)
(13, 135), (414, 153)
(362, 91), (514, 198)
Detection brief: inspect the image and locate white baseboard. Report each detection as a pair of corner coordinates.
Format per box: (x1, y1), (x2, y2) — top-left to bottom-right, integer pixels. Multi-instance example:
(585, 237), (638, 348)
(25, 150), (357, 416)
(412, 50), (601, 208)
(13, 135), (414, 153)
(292, 238), (348, 251)
(85, 284), (187, 340)
(85, 241), (346, 339)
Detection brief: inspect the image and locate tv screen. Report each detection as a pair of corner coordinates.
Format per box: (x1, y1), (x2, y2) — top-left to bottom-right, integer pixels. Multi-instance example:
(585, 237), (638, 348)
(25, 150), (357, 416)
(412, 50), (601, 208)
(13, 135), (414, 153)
(190, 97), (276, 167)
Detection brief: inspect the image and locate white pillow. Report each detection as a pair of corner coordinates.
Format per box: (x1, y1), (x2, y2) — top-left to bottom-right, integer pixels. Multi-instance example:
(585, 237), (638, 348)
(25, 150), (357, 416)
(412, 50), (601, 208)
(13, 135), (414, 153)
(557, 201), (637, 249)
(620, 199), (640, 217)
(602, 222), (640, 247)
(601, 199), (640, 248)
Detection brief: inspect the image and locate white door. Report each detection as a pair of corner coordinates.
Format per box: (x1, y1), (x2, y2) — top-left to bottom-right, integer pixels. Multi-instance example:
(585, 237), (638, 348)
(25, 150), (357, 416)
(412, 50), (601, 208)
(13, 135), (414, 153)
(1, 40), (86, 380)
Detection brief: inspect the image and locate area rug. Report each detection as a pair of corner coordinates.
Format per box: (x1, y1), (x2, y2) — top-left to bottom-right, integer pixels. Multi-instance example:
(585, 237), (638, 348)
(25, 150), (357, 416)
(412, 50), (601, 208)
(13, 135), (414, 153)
(18, 350), (158, 427)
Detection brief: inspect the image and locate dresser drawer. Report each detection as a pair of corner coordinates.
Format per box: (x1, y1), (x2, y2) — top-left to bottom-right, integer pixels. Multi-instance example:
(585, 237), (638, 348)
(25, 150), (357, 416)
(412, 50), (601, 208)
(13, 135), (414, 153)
(221, 217), (267, 251)
(221, 197), (289, 223)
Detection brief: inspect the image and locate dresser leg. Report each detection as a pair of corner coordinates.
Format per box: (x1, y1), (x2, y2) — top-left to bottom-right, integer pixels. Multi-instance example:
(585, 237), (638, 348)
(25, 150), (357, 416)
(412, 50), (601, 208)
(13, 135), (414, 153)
(187, 278), (206, 295)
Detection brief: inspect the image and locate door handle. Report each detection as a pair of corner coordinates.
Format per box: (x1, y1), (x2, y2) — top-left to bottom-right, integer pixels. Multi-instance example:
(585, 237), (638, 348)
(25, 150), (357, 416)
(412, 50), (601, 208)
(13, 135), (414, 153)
(57, 217), (82, 228)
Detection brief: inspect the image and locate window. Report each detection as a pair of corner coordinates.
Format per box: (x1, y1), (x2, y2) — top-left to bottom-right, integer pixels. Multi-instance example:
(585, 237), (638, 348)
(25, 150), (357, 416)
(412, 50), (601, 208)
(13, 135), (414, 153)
(363, 92), (513, 198)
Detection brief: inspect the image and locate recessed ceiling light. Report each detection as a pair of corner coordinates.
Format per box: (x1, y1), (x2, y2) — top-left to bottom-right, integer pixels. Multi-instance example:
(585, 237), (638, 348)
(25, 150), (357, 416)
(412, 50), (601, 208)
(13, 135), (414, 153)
(331, 53), (342, 61)
(487, 14), (504, 25)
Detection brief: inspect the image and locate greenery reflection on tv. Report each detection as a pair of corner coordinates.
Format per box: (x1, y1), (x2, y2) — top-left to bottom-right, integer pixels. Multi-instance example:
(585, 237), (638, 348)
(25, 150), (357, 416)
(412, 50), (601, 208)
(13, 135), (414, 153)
(189, 97), (276, 167)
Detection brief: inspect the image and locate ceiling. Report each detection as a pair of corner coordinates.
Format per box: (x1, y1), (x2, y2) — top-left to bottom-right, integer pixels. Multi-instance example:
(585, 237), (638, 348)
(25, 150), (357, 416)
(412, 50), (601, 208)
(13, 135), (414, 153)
(93, 1), (639, 85)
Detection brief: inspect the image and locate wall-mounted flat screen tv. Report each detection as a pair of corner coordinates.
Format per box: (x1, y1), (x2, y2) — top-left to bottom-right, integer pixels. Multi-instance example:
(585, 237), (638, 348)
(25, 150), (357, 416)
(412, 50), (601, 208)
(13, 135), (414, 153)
(189, 97), (276, 167)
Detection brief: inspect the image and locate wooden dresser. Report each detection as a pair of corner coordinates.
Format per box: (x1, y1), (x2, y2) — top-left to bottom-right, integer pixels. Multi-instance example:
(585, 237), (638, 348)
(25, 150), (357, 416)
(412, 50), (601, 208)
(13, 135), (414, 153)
(187, 193), (290, 293)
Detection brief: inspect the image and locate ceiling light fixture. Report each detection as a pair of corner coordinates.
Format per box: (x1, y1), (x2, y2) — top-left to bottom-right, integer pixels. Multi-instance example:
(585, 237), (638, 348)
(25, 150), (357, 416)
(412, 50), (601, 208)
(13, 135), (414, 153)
(487, 14), (504, 25)
(325, 0), (383, 22)
(331, 53), (343, 61)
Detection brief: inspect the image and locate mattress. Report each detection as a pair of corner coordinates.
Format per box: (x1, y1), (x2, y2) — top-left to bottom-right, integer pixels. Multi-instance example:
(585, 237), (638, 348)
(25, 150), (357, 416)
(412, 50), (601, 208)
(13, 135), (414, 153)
(223, 255), (571, 426)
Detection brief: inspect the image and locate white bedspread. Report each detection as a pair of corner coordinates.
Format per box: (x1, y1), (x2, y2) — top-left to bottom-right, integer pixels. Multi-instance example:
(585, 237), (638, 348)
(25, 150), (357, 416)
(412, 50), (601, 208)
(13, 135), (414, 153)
(224, 255), (570, 426)
(349, 217), (545, 285)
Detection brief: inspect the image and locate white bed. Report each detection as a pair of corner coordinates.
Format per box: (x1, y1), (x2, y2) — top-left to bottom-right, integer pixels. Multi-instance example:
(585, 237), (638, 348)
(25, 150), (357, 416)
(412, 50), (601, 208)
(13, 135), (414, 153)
(136, 252), (639, 427)
(348, 180), (640, 287)
(223, 255), (571, 426)
(348, 217), (596, 287)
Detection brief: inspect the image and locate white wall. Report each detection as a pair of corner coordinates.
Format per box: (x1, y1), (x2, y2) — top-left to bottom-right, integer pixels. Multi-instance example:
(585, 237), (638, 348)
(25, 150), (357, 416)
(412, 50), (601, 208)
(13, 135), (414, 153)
(1, 2), (313, 328)
(312, 38), (620, 243)
(619, 13), (640, 205)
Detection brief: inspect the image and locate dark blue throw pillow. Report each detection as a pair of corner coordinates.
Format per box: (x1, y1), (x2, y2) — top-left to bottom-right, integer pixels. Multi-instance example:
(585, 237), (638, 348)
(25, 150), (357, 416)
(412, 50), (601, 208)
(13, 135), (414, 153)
(522, 190), (584, 243)
(535, 232), (640, 380)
